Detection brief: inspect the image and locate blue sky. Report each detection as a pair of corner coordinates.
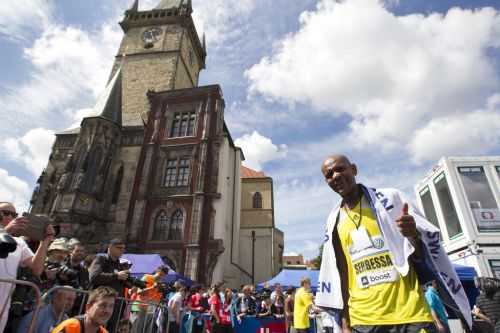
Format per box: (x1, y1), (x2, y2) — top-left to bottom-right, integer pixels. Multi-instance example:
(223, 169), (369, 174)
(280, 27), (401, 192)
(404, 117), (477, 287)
(1, 0), (500, 259)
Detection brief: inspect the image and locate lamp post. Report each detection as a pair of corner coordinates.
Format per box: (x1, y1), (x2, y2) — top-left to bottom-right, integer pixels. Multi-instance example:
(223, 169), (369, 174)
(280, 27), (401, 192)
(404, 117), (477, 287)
(252, 230), (256, 284)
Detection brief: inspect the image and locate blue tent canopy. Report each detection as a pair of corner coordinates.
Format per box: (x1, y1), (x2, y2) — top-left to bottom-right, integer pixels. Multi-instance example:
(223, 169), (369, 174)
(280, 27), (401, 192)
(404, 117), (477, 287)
(121, 253), (194, 287)
(257, 269), (320, 292)
(122, 254), (167, 276)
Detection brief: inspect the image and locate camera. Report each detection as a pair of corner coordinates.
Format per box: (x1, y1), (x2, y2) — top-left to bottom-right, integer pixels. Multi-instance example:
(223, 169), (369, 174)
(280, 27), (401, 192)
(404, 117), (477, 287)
(126, 276), (147, 289)
(118, 260), (147, 289)
(0, 232), (17, 259)
(475, 277), (500, 295)
(58, 265), (79, 280)
(45, 262), (81, 288)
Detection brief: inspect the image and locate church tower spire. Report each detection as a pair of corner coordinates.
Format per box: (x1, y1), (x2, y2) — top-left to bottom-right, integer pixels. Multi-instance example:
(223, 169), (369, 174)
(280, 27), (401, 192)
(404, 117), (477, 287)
(129, 0), (139, 11)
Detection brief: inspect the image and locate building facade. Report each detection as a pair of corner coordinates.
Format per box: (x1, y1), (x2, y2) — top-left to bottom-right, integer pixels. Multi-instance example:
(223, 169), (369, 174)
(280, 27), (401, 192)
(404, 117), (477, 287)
(239, 166), (284, 284)
(415, 156), (500, 277)
(29, 0), (265, 286)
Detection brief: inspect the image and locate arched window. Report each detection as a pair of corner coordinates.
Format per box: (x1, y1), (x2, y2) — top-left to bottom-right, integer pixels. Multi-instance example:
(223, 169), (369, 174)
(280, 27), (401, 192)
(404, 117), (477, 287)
(253, 192), (262, 209)
(168, 209), (183, 240)
(111, 166), (124, 204)
(153, 210), (169, 240)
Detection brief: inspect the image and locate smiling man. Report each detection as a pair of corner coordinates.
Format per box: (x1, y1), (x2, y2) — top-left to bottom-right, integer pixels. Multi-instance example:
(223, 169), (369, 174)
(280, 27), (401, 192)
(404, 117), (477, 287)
(51, 286), (117, 333)
(315, 155), (470, 333)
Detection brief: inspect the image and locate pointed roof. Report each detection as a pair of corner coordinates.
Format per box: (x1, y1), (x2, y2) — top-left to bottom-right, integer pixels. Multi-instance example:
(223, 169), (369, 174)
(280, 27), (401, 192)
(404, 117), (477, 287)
(129, 0), (139, 11)
(93, 68), (122, 125)
(241, 165), (267, 179)
(155, 0), (183, 9)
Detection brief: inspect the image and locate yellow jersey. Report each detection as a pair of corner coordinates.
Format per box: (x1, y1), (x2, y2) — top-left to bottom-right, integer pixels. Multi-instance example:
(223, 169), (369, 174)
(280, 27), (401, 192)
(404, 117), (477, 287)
(293, 287), (313, 329)
(337, 195), (432, 326)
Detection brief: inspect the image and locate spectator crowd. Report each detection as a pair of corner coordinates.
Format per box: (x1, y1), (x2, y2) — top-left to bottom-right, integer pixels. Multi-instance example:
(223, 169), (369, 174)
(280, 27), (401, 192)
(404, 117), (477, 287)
(0, 201), (325, 333)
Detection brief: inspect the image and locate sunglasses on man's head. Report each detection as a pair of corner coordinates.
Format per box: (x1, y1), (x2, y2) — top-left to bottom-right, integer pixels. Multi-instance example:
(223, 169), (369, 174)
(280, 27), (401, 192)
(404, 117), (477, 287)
(1, 210), (18, 218)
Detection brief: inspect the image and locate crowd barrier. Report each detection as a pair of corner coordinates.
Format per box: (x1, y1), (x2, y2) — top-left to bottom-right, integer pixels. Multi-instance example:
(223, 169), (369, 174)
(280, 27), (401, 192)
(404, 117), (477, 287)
(181, 312), (321, 333)
(42, 286), (167, 333)
(0, 278), (42, 333)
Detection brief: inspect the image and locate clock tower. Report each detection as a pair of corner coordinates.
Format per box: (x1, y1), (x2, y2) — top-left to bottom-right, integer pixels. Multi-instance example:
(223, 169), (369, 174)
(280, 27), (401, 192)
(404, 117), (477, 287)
(112, 0), (206, 126)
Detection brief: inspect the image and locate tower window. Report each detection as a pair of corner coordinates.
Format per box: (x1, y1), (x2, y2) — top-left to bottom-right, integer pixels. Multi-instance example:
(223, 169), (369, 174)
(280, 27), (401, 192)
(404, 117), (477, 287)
(163, 158), (190, 187)
(253, 192), (263, 209)
(168, 209), (183, 240)
(152, 210), (169, 240)
(170, 112), (196, 137)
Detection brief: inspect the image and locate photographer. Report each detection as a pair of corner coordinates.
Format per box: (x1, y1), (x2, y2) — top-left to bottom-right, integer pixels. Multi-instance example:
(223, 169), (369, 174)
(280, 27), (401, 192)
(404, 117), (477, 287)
(42, 238), (70, 291)
(133, 266), (168, 332)
(88, 238), (129, 333)
(473, 277), (500, 333)
(58, 240), (89, 290)
(0, 202), (55, 332)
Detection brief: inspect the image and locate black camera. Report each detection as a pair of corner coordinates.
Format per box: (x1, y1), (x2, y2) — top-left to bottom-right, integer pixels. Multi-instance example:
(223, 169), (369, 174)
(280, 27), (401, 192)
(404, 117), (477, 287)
(118, 260), (147, 289)
(0, 233), (17, 259)
(59, 265), (79, 280)
(126, 276), (147, 289)
(475, 277), (500, 295)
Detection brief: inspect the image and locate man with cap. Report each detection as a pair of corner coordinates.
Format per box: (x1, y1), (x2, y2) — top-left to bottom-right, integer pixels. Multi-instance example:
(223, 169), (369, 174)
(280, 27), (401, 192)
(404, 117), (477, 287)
(89, 238), (129, 333)
(42, 238), (70, 291)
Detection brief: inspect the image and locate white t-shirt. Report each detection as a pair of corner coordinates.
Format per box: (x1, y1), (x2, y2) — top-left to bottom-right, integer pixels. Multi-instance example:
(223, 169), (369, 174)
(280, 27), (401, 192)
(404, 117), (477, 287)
(168, 292), (183, 322)
(0, 236), (34, 332)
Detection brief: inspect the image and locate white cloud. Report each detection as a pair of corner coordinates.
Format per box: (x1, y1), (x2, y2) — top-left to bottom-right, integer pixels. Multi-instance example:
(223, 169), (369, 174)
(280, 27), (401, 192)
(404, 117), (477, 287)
(66, 108), (99, 130)
(0, 23), (122, 140)
(0, 0), (53, 40)
(133, 0), (257, 46)
(235, 131), (288, 171)
(246, 0), (500, 158)
(3, 128), (55, 176)
(192, 0), (257, 46)
(0, 168), (31, 212)
(410, 109), (500, 164)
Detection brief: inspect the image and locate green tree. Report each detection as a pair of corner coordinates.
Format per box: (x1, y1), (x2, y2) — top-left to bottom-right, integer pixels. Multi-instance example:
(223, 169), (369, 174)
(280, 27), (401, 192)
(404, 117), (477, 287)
(310, 244), (323, 269)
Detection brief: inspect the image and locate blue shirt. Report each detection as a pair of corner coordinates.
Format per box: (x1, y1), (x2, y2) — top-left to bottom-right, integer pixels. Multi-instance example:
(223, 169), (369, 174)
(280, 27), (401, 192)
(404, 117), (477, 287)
(17, 304), (68, 333)
(425, 287), (448, 325)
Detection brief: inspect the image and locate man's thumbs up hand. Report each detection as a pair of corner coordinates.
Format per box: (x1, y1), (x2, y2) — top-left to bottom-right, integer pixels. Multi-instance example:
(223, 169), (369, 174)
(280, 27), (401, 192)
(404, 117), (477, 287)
(396, 203), (418, 238)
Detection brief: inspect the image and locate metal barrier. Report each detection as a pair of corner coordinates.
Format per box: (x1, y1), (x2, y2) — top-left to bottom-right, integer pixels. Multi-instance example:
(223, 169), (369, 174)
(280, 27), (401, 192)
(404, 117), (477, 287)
(43, 285), (167, 333)
(0, 277), (42, 333)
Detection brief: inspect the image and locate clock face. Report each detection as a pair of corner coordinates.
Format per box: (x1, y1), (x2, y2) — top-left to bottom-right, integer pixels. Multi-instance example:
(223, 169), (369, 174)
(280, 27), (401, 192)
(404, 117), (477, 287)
(142, 28), (162, 44)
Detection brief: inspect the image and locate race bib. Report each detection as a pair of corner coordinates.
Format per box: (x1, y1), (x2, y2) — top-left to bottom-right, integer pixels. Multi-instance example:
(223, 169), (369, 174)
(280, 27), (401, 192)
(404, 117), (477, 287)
(348, 231), (399, 289)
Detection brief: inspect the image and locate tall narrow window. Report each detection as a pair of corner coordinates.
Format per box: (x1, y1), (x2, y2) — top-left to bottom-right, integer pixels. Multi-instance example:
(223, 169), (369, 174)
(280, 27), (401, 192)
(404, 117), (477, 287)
(171, 114), (181, 137)
(434, 173), (462, 238)
(419, 186), (439, 229)
(458, 166), (500, 232)
(187, 113), (196, 136)
(163, 158), (190, 187)
(253, 192), (262, 209)
(177, 159), (190, 186)
(153, 210), (169, 240)
(168, 209), (183, 240)
(170, 112), (196, 137)
(163, 160), (178, 187)
(111, 166), (124, 204)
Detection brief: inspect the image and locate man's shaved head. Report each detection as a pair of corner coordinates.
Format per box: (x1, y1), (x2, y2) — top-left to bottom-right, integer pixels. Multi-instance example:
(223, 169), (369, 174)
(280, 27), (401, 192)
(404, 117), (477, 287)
(321, 154), (352, 173)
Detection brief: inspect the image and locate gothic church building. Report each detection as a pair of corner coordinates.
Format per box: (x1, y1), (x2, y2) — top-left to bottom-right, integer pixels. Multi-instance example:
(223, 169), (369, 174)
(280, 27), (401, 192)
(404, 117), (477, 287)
(30, 0), (283, 286)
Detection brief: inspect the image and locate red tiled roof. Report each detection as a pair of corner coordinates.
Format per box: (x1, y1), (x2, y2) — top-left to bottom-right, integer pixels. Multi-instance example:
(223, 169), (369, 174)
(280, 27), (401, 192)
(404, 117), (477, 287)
(241, 165), (267, 178)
